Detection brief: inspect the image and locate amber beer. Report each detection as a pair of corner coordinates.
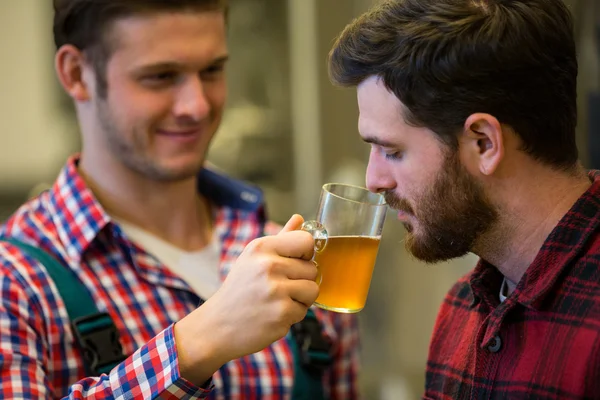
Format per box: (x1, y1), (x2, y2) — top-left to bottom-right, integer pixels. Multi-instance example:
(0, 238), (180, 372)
(303, 183), (387, 313)
(314, 235), (381, 313)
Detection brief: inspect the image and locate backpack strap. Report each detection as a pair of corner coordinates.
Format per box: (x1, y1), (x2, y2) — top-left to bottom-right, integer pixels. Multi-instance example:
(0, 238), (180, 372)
(1, 237), (127, 375)
(289, 308), (333, 400)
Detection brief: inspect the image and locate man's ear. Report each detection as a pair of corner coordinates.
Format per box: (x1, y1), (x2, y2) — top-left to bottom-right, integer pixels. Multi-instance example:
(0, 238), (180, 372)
(54, 44), (92, 102)
(459, 113), (505, 176)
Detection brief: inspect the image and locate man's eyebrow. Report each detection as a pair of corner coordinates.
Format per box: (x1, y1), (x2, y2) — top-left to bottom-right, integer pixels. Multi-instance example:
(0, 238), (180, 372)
(206, 55), (229, 66)
(361, 135), (397, 147)
(134, 55), (230, 72)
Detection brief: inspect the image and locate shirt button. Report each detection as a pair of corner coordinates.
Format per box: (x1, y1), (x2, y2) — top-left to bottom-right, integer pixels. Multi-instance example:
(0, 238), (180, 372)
(487, 335), (502, 353)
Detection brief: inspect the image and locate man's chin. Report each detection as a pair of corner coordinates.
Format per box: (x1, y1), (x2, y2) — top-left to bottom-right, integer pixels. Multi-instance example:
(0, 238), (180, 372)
(133, 162), (202, 182)
(155, 167), (202, 182)
(408, 248), (455, 264)
(405, 235), (468, 264)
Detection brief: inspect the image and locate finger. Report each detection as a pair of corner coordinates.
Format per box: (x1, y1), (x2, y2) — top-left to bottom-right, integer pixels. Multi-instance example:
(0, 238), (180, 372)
(278, 214), (305, 235)
(275, 257), (318, 281)
(285, 299), (312, 326)
(273, 230), (314, 260)
(287, 280), (320, 308)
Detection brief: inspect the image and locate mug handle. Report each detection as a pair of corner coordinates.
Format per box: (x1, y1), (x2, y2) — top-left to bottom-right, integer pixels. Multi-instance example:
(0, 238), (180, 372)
(300, 220), (328, 285)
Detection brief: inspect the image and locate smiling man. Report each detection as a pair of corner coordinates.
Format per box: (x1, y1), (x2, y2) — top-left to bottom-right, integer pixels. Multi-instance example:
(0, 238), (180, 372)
(329, 0), (600, 399)
(0, 1), (359, 399)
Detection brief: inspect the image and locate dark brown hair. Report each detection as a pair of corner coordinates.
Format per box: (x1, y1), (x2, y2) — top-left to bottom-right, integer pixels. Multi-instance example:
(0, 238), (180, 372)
(329, 0), (579, 169)
(53, 0), (228, 97)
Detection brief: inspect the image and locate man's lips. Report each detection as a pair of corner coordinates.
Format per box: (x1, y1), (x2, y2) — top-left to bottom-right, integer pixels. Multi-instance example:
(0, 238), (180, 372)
(155, 129), (205, 144)
(156, 128), (201, 136)
(396, 209), (413, 221)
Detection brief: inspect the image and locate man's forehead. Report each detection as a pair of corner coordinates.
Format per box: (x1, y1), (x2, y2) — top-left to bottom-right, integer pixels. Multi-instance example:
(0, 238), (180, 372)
(358, 79), (407, 133)
(108, 10), (225, 39)
(106, 11), (227, 65)
(358, 77), (405, 113)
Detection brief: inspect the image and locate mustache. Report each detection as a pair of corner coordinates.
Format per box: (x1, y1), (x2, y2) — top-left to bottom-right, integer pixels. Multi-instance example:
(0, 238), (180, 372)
(384, 191), (414, 214)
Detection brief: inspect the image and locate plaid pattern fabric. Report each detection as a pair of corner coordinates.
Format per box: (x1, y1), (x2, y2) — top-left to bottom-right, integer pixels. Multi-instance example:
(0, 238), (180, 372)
(424, 171), (600, 400)
(0, 156), (359, 399)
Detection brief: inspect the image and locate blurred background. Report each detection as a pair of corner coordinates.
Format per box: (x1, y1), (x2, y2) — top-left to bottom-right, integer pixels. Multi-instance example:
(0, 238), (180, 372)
(0, 0), (598, 398)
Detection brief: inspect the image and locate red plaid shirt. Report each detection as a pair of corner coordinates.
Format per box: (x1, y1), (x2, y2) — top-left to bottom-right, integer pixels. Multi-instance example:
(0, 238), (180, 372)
(0, 156), (359, 399)
(424, 171), (600, 400)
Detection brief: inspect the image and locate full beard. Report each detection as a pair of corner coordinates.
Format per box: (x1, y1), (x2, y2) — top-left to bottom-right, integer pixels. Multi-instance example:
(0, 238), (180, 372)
(385, 154), (498, 263)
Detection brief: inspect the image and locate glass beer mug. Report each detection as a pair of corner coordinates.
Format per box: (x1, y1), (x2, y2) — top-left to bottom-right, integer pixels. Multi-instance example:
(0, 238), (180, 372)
(302, 183), (387, 313)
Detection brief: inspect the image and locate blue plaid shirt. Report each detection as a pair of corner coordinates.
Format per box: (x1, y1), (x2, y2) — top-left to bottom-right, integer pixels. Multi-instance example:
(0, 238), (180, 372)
(0, 156), (360, 399)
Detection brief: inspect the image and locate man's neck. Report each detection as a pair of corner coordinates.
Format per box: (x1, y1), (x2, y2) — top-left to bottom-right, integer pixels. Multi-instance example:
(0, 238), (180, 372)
(78, 153), (212, 252)
(475, 164), (592, 290)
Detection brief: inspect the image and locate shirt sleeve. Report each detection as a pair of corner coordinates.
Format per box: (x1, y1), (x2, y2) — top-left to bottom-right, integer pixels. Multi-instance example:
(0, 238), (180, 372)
(0, 244), (213, 400)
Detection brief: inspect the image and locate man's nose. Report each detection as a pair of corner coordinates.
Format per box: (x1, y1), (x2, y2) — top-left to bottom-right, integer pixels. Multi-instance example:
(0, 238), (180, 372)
(365, 150), (396, 193)
(172, 77), (210, 121)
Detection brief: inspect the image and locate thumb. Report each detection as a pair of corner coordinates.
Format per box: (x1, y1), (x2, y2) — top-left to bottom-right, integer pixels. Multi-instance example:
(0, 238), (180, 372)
(279, 214), (305, 234)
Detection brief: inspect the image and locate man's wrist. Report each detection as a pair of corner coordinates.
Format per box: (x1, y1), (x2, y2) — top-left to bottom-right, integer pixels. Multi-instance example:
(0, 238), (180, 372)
(174, 307), (228, 385)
